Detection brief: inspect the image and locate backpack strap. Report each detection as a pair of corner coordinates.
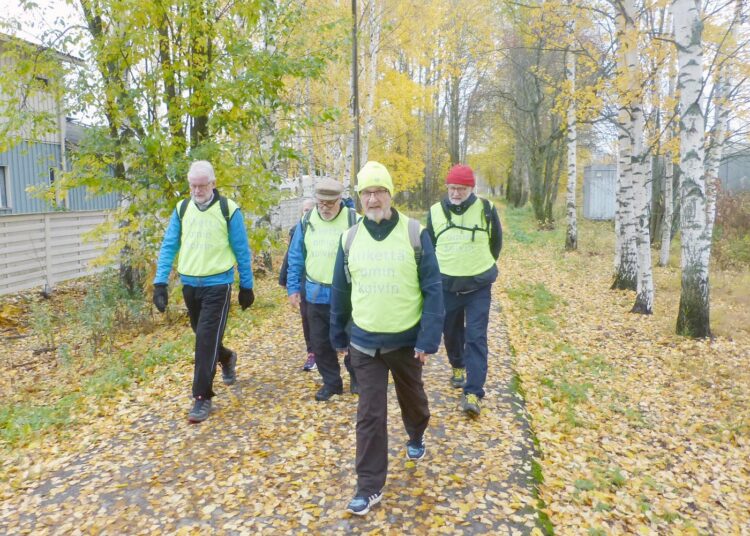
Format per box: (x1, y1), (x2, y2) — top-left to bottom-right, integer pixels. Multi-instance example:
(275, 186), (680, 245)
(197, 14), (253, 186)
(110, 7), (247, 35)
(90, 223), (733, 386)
(343, 217), (422, 284)
(407, 217), (423, 266)
(178, 196), (232, 228)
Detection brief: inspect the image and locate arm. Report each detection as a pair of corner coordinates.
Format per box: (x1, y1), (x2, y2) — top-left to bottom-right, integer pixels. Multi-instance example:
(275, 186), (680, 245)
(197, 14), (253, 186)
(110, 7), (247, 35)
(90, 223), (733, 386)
(414, 229), (444, 354)
(286, 221), (305, 296)
(153, 210), (182, 285)
(489, 205), (502, 260)
(228, 209), (254, 289)
(329, 242), (352, 350)
(278, 226), (295, 287)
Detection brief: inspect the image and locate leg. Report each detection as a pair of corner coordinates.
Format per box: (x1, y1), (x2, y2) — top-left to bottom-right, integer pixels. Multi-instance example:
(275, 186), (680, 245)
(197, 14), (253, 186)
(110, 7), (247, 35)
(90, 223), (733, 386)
(384, 347), (430, 442)
(299, 290), (313, 354)
(351, 346), (390, 495)
(442, 291), (466, 369)
(463, 285), (491, 399)
(186, 284), (232, 399)
(306, 302), (343, 392)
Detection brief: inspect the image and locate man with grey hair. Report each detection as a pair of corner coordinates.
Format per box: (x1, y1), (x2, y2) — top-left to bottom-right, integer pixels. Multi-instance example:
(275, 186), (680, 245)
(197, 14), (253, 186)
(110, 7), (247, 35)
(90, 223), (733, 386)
(153, 160), (255, 423)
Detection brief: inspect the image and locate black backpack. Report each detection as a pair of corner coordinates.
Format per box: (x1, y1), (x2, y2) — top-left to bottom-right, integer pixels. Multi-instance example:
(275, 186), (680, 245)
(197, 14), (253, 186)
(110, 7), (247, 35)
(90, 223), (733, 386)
(178, 195), (232, 228)
(434, 197), (493, 242)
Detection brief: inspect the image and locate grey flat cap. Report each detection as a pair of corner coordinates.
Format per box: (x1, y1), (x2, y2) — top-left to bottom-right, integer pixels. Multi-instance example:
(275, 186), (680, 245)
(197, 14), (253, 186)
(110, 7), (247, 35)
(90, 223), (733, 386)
(315, 178), (344, 200)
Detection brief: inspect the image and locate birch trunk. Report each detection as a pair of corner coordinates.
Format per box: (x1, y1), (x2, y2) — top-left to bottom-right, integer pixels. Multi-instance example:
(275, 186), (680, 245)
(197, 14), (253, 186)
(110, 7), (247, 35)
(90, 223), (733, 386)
(628, 0), (654, 313)
(659, 58), (677, 267)
(673, 0), (711, 337)
(565, 42), (577, 251)
(612, 110), (638, 289)
(360, 0), (380, 166)
(612, 2), (639, 290)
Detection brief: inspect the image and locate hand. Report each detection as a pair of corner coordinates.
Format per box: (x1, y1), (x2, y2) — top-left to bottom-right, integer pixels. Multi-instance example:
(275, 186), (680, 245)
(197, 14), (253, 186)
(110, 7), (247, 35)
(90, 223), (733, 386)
(239, 287), (255, 310)
(414, 350), (428, 364)
(153, 284), (168, 313)
(288, 293), (301, 309)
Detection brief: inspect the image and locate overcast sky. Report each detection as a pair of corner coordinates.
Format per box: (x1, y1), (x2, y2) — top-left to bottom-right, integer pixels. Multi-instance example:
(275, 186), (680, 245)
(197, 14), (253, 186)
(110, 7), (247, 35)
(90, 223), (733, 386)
(3, 0), (82, 45)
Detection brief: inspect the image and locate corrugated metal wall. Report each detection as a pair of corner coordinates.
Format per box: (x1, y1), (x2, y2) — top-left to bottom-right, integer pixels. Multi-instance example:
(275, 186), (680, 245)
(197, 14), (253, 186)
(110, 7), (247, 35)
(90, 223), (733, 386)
(0, 141), (60, 214)
(583, 165), (617, 220)
(0, 211), (113, 295)
(0, 141), (119, 214)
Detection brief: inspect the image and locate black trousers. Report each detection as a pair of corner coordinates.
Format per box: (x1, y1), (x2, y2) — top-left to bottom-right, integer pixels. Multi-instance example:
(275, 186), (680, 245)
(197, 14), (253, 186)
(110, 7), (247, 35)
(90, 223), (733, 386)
(300, 293), (313, 354)
(350, 346), (430, 496)
(183, 284), (233, 399)
(306, 302), (355, 391)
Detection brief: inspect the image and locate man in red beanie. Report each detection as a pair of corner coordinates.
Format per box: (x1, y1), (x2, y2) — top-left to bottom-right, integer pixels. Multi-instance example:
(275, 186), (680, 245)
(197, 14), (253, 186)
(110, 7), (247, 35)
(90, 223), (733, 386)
(426, 164), (502, 416)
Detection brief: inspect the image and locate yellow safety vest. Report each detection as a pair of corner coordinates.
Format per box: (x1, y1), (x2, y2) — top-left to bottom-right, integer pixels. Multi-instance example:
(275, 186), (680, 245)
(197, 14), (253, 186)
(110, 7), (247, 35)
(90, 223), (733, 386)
(303, 207), (355, 285)
(346, 215), (423, 333)
(177, 199), (238, 277)
(430, 199), (495, 276)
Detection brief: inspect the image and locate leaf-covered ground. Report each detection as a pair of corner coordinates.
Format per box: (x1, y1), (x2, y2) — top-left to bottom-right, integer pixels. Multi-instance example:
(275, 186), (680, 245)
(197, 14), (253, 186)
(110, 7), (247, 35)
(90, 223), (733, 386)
(499, 206), (750, 535)
(0, 275), (542, 534)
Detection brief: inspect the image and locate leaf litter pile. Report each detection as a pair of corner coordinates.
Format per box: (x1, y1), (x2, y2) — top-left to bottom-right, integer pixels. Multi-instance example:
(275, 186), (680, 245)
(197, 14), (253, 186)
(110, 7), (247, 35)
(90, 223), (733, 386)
(499, 210), (750, 535)
(1, 274), (542, 534)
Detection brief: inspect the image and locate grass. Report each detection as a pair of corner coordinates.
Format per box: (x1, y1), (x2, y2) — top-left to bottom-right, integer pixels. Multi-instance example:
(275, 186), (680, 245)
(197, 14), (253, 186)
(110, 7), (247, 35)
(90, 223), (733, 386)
(0, 271), (281, 449)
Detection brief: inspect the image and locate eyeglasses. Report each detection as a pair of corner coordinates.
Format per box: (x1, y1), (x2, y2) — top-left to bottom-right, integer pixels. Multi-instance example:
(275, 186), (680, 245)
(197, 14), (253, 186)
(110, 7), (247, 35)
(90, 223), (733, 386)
(448, 185), (471, 193)
(189, 182), (213, 191)
(359, 189), (389, 200)
(316, 198), (339, 208)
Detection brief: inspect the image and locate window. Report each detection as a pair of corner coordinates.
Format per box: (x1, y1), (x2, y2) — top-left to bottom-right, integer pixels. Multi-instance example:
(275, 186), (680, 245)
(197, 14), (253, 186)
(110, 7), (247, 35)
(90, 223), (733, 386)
(0, 166), (8, 208)
(49, 167), (56, 185)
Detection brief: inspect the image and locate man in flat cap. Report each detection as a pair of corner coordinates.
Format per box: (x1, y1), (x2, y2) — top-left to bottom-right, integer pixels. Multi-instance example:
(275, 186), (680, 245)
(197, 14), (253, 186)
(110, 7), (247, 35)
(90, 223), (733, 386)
(287, 177), (360, 400)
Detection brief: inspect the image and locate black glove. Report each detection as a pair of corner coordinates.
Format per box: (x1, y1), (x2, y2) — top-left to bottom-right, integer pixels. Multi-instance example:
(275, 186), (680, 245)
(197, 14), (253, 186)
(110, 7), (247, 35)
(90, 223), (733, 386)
(153, 284), (168, 313)
(239, 287), (255, 310)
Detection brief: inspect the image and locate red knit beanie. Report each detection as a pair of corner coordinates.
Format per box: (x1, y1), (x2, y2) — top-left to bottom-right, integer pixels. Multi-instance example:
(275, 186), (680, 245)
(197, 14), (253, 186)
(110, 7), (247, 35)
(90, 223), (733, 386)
(446, 164), (475, 187)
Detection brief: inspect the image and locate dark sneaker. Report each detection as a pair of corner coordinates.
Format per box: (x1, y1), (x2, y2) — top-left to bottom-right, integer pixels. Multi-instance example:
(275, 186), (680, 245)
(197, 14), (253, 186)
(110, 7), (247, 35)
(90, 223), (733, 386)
(302, 352), (317, 371)
(450, 367), (466, 389)
(315, 386), (342, 401)
(346, 491), (383, 516)
(462, 393), (481, 416)
(188, 397), (212, 423)
(221, 351), (237, 385)
(350, 378), (359, 395)
(406, 438), (426, 461)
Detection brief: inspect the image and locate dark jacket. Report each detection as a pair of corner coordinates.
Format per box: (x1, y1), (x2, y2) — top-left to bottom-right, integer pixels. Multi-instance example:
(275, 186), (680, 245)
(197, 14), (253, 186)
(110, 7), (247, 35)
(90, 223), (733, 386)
(330, 209), (444, 354)
(425, 194), (502, 293)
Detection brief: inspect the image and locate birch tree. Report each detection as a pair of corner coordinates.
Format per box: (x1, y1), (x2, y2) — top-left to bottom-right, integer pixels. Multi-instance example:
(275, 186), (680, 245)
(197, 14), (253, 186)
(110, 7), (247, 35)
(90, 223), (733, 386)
(565, 18), (578, 251)
(673, 0), (710, 337)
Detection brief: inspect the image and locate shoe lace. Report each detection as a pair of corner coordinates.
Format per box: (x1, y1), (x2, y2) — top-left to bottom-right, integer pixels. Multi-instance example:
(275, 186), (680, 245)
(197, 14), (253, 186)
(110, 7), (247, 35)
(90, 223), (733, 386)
(453, 368), (464, 379)
(466, 393), (479, 405)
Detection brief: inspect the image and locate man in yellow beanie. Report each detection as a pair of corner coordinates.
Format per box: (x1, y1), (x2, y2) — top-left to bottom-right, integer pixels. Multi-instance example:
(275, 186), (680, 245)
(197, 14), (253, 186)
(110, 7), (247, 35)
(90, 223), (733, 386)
(330, 161), (444, 516)
(426, 164), (502, 417)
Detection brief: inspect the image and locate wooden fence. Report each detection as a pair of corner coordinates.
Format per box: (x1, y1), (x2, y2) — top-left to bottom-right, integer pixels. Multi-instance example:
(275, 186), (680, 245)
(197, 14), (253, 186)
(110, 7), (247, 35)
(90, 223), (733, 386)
(0, 211), (112, 296)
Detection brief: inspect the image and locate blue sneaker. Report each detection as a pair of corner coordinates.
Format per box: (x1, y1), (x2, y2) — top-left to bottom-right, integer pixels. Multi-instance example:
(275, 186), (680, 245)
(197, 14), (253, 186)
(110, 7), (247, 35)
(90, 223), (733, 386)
(346, 491), (382, 516)
(406, 438), (426, 461)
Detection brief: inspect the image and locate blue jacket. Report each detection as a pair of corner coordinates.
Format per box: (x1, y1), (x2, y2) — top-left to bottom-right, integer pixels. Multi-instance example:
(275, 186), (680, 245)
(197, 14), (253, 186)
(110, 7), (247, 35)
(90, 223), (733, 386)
(153, 194), (254, 289)
(330, 211), (444, 354)
(287, 203), (355, 304)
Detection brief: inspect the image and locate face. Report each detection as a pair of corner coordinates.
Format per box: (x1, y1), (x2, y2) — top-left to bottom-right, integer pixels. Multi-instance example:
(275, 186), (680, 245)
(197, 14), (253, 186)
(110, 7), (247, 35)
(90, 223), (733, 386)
(360, 187), (392, 223)
(189, 174), (215, 204)
(316, 196), (342, 221)
(448, 184), (472, 205)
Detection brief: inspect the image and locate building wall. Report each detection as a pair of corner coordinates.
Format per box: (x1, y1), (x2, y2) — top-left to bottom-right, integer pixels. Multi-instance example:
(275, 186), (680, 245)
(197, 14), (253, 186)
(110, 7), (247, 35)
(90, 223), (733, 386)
(0, 141), (60, 214)
(583, 165), (617, 220)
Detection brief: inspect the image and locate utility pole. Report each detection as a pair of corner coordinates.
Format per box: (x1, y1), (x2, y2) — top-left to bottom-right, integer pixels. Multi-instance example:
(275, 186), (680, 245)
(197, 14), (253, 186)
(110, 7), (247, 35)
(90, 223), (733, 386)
(352, 0), (361, 190)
